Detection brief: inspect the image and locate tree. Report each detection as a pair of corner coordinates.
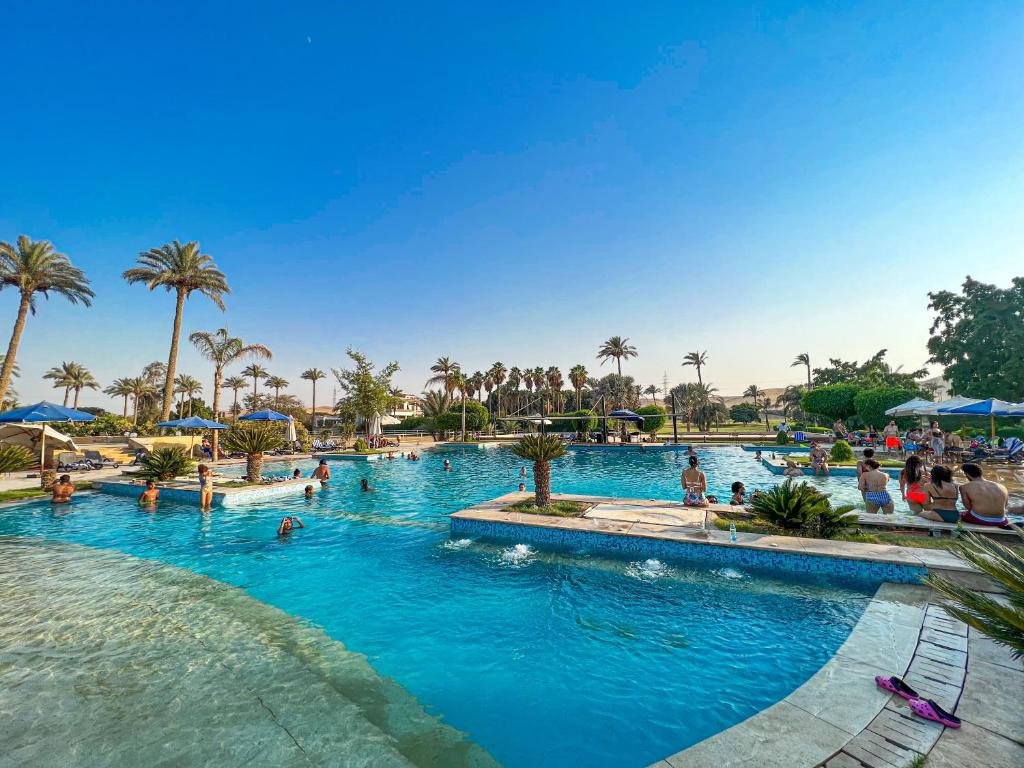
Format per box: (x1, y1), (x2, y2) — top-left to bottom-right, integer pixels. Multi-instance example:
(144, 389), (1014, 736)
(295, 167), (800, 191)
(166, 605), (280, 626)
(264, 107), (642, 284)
(104, 377), (135, 418)
(546, 367), (564, 413)
(223, 376), (247, 423)
(488, 362), (507, 417)
(507, 367), (523, 415)
(568, 365), (588, 411)
(301, 368), (326, 427)
(123, 240), (229, 421)
(333, 348), (400, 437)
(597, 336), (637, 375)
(775, 385), (807, 422)
(512, 434), (566, 507)
(44, 361), (85, 406)
(729, 403), (760, 424)
(436, 401), (489, 433)
(636, 404), (667, 438)
(68, 365), (99, 408)
(264, 375), (289, 406)
(927, 276), (1024, 402)
(222, 424), (280, 483)
(643, 384), (661, 404)
(668, 382), (724, 431)
(792, 353), (812, 389)
(0, 236), (94, 406)
(173, 374), (203, 417)
(744, 384), (771, 432)
(812, 349), (927, 391)
(589, 373), (640, 411)
(801, 384), (860, 422)
(190, 328), (271, 457)
(426, 357), (461, 397)
(241, 363), (269, 402)
(418, 389), (451, 438)
(682, 351), (708, 386)
(852, 387), (921, 430)
(126, 377), (156, 424)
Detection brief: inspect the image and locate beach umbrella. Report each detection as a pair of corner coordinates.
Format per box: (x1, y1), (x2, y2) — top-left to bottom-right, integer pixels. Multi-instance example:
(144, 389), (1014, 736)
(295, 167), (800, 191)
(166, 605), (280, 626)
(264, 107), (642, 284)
(938, 398), (1018, 440)
(1005, 402), (1024, 416)
(884, 398), (935, 417)
(608, 409), (645, 423)
(239, 409), (290, 422)
(157, 416), (229, 459)
(284, 417), (297, 443)
(0, 400), (96, 470)
(369, 413), (383, 437)
(916, 396), (981, 416)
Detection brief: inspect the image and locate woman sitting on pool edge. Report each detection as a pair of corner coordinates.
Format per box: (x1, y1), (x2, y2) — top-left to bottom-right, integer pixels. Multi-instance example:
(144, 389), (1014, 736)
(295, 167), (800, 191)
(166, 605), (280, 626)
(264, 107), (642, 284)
(681, 455), (708, 507)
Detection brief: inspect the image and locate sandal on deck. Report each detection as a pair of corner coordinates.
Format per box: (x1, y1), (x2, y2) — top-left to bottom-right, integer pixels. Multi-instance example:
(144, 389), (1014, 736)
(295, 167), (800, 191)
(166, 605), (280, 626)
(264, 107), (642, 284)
(909, 698), (961, 728)
(874, 676), (919, 701)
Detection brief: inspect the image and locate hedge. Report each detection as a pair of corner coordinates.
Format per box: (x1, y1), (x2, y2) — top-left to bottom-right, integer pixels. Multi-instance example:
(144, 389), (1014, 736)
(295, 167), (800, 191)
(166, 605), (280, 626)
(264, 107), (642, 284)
(801, 384), (860, 421)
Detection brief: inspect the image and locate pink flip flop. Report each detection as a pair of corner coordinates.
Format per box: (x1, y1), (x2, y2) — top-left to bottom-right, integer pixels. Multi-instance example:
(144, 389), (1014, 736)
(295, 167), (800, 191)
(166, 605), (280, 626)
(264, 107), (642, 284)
(909, 698), (961, 728)
(874, 675), (919, 701)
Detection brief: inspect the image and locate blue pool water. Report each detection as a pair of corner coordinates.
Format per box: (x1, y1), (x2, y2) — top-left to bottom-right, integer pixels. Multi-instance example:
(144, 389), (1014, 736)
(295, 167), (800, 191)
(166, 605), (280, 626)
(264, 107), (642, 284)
(0, 446), (880, 767)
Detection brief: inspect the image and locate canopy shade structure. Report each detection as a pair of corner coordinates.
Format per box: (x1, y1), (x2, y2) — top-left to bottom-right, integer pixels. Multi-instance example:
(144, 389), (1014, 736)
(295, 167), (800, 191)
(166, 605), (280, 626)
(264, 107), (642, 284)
(884, 398), (935, 417)
(239, 409), (290, 422)
(0, 401), (96, 470)
(0, 423), (78, 470)
(157, 416), (229, 429)
(939, 398), (1020, 440)
(915, 396), (981, 416)
(1005, 403), (1024, 416)
(608, 409), (645, 423)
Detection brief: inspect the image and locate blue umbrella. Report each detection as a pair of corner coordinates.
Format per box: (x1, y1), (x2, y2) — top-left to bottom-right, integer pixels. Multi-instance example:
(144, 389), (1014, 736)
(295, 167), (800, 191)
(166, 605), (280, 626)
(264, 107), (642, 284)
(608, 409), (645, 423)
(938, 398), (1018, 440)
(239, 409), (290, 422)
(157, 416), (229, 429)
(0, 400), (96, 471)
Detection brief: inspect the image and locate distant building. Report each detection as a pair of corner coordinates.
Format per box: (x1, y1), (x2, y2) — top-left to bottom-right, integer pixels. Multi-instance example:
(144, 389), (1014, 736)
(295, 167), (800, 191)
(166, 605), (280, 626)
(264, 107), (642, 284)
(391, 395), (423, 420)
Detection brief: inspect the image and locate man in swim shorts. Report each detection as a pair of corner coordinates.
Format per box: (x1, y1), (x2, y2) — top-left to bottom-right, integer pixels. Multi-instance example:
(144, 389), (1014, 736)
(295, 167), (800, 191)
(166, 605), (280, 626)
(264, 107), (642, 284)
(139, 479), (160, 505)
(859, 459), (894, 514)
(959, 463), (1010, 527)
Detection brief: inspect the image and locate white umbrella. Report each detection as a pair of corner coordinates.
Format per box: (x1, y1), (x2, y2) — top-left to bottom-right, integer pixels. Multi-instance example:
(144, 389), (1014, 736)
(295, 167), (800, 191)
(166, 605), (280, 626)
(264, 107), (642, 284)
(284, 417), (297, 443)
(0, 423), (78, 468)
(915, 396), (981, 416)
(884, 398), (935, 417)
(369, 413), (383, 436)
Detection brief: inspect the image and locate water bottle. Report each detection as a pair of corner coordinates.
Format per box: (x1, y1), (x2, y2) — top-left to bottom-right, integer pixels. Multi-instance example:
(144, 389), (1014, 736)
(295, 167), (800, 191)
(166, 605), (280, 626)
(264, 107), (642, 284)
(729, 521), (737, 542)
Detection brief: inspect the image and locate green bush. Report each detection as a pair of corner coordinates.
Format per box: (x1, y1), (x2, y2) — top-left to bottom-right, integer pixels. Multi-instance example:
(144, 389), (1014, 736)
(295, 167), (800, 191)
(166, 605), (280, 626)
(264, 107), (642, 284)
(546, 410), (599, 434)
(729, 404), (760, 423)
(636, 405), (667, 436)
(801, 384), (860, 422)
(64, 413), (136, 437)
(435, 401), (490, 434)
(0, 445), (35, 474)
(852, 387), (921, 430)
(137, 446), (195, 482)
(829, 439), (854, 462)
(391, 416), (427, 431)
(353, 438), (369, 452)
(776, 431), (790, 445)
(751, 479), (856, 539)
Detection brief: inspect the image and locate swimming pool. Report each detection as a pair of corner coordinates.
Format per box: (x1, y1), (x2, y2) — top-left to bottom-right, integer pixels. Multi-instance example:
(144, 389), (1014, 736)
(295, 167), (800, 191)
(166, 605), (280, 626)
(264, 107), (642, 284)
(1, 446), (887, 767)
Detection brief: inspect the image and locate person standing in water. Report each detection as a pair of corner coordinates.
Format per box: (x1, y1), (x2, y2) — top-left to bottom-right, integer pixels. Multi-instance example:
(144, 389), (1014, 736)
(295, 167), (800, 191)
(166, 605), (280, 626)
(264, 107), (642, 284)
(139, 479), (160, 505)
(859, 459), (894, 514)
(277, 515), (305, 536)
(198, 464), (214, 510)
(681, 455), (708, 507)
(51, 474), (75, 504)
(312, 459), (331, 485)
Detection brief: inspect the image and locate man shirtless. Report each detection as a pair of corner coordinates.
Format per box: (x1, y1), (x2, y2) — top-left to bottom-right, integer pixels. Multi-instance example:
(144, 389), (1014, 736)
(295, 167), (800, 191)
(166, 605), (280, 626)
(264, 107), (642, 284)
(859, 459), (894, 514)
(139, 479), (160, 505)
(312, 459), (331, 484)
(51, 474), (75, 504)
(959, 463), (1010, 527)
(809, 441), (830, 476)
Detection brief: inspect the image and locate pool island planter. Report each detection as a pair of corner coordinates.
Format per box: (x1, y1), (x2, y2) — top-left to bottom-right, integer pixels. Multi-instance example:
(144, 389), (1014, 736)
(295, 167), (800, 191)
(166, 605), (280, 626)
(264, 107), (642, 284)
(450, 492), (975, 585)
(314, 451), (387, 462)
(97, 477), (312, 507)
(761, 457), (902, 479)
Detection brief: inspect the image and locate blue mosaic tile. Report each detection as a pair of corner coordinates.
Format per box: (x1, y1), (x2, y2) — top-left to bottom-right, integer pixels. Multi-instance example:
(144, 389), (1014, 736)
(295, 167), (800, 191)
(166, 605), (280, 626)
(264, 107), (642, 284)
(450, 518), (927, 584)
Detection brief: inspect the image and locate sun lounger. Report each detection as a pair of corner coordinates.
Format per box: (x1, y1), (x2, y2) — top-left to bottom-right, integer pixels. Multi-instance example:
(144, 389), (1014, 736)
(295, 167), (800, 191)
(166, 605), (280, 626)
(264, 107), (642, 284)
(857, 512), (1018, 536)
(56, 452), (93, 472)
(83, 449), (120, 469)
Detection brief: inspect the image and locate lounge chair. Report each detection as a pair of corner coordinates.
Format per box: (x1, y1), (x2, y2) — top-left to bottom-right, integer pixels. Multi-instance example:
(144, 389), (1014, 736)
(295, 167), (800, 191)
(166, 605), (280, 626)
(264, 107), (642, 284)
(84, 449), (120, 469)
(56, 451), (93, 472)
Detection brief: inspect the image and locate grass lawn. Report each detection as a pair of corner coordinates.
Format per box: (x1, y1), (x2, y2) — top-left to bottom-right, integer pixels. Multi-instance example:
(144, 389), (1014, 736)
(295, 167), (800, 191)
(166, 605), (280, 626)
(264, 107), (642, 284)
(711, 517), (959, 550)
(0, 480), (94, 504)
(505, 499), (591, 517)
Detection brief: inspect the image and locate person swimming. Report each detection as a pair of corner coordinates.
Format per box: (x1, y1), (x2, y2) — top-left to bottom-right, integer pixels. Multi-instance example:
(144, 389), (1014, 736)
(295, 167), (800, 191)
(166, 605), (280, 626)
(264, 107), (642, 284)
(518, 482), (526, 492)
(303, 484), (314, 498)
(292, 469), (302, 479)
(754, 450), (762, 462)
(443, 459), (452, 472)
(139, 479), (160, 505)
(51, 474), (75, 504)
(312, 459), (331, 484)
(277, 515), (305, 536)
(730, 481), (746, 506)
(360, 478), (375, 492)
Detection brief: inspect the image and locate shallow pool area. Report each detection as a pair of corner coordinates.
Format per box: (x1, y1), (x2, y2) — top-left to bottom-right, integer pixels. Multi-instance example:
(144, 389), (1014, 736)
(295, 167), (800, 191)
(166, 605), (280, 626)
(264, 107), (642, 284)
(0, 446), (898, 767)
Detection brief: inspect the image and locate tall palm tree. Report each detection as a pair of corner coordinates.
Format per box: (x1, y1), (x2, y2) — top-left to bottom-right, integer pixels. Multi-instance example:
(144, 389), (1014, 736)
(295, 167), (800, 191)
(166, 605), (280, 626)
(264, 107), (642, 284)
(388, 387), (405, 416)
(301, 368), (326, 427)
(644, 384), (661, 404)
(776, 385), (806, 422)
(546, 367), (564, 412)
(241, 363), (269, 401)
(597, 336), (637, 375)
(457, 372), (475, 441)
(427, 357), (461, 397)
(68, 365), (99, 408)
(126, 377), (156, 425)
(264, 375), (289, 407)
(174, 374), (203, 417)
(792, 353), (813, 389)
(123, 240), (229, 421)
(488, 362), (507, 417)
(682, 351), (708, 386)
(568, 365), (588, 411)
(744, 384), (771, 432)
(190, 329), (271, 455)
(104, 377), (135, 418)
(483, 376), (495, 414)
(223, 376), (247, 423)
(507, 366), (522, 416)
(0, 236), (94, 406)
(532, 367), (545, 408)
(43, 361), (84, 406)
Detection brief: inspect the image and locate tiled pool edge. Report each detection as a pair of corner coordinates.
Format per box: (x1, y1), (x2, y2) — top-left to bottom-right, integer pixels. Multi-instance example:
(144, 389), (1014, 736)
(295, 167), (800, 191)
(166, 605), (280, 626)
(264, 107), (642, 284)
(97, 478), (311, 507)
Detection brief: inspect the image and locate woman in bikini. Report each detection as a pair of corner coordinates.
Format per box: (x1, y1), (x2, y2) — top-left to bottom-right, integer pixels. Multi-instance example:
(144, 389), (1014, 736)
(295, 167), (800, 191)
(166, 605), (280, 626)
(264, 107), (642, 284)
(681, 455), (709, 507)
(919, 465), (959, 524)
(859, 459), (894, 514)
(51, 474), (75, 504)
(899, 455), (927, 514)
(198, 464), (214, 510)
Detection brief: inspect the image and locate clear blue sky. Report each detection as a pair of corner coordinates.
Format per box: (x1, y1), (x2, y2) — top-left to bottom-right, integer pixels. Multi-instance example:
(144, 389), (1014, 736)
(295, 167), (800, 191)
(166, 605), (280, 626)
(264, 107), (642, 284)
(2, 1), (1022, 409)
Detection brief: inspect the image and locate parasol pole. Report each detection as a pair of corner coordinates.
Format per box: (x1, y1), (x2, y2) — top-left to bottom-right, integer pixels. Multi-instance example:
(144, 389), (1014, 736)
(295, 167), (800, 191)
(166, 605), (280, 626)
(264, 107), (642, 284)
(40, 426), (46, 471)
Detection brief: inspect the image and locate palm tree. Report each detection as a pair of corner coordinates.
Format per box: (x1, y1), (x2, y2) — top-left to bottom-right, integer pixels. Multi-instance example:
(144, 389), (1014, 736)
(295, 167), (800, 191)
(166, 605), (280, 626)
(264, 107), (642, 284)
(264, 375), (289, 407)
(532, 367), (545, 407)
(682, 351), (708, 386)
(488, 362), (507, 417)
(744, 384), (771, 432)
(457, 372), (475, 441)
(483, 375), (494, 414)
(776, 385), (806, 422)
(190, 329), (271, 456)
(546, 367), (564, 412)
(568, 365), (588, 411)
(427, 357), (461, 397)
(126, 377), (156, 424)
(104, 377), (135, 418)
(43, 361), (84, 406)
(123, 240), (229, 421)
(0, 236), (94, 406)
(68, 365), (99, 408)
(597, 336), (637, 375)
(301, 368), (326, 426)
(222, 424), (281, 483)
(241, 363), (269, 401)
(792, 353), (812, 389)
(223, 376), (247, 422)
(174, 374), (203, 417)
(512, 434), (567, 507)
(507, 367), (522, 415)
(644, 384), (661, 404)
(467, 371), (484, 404)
